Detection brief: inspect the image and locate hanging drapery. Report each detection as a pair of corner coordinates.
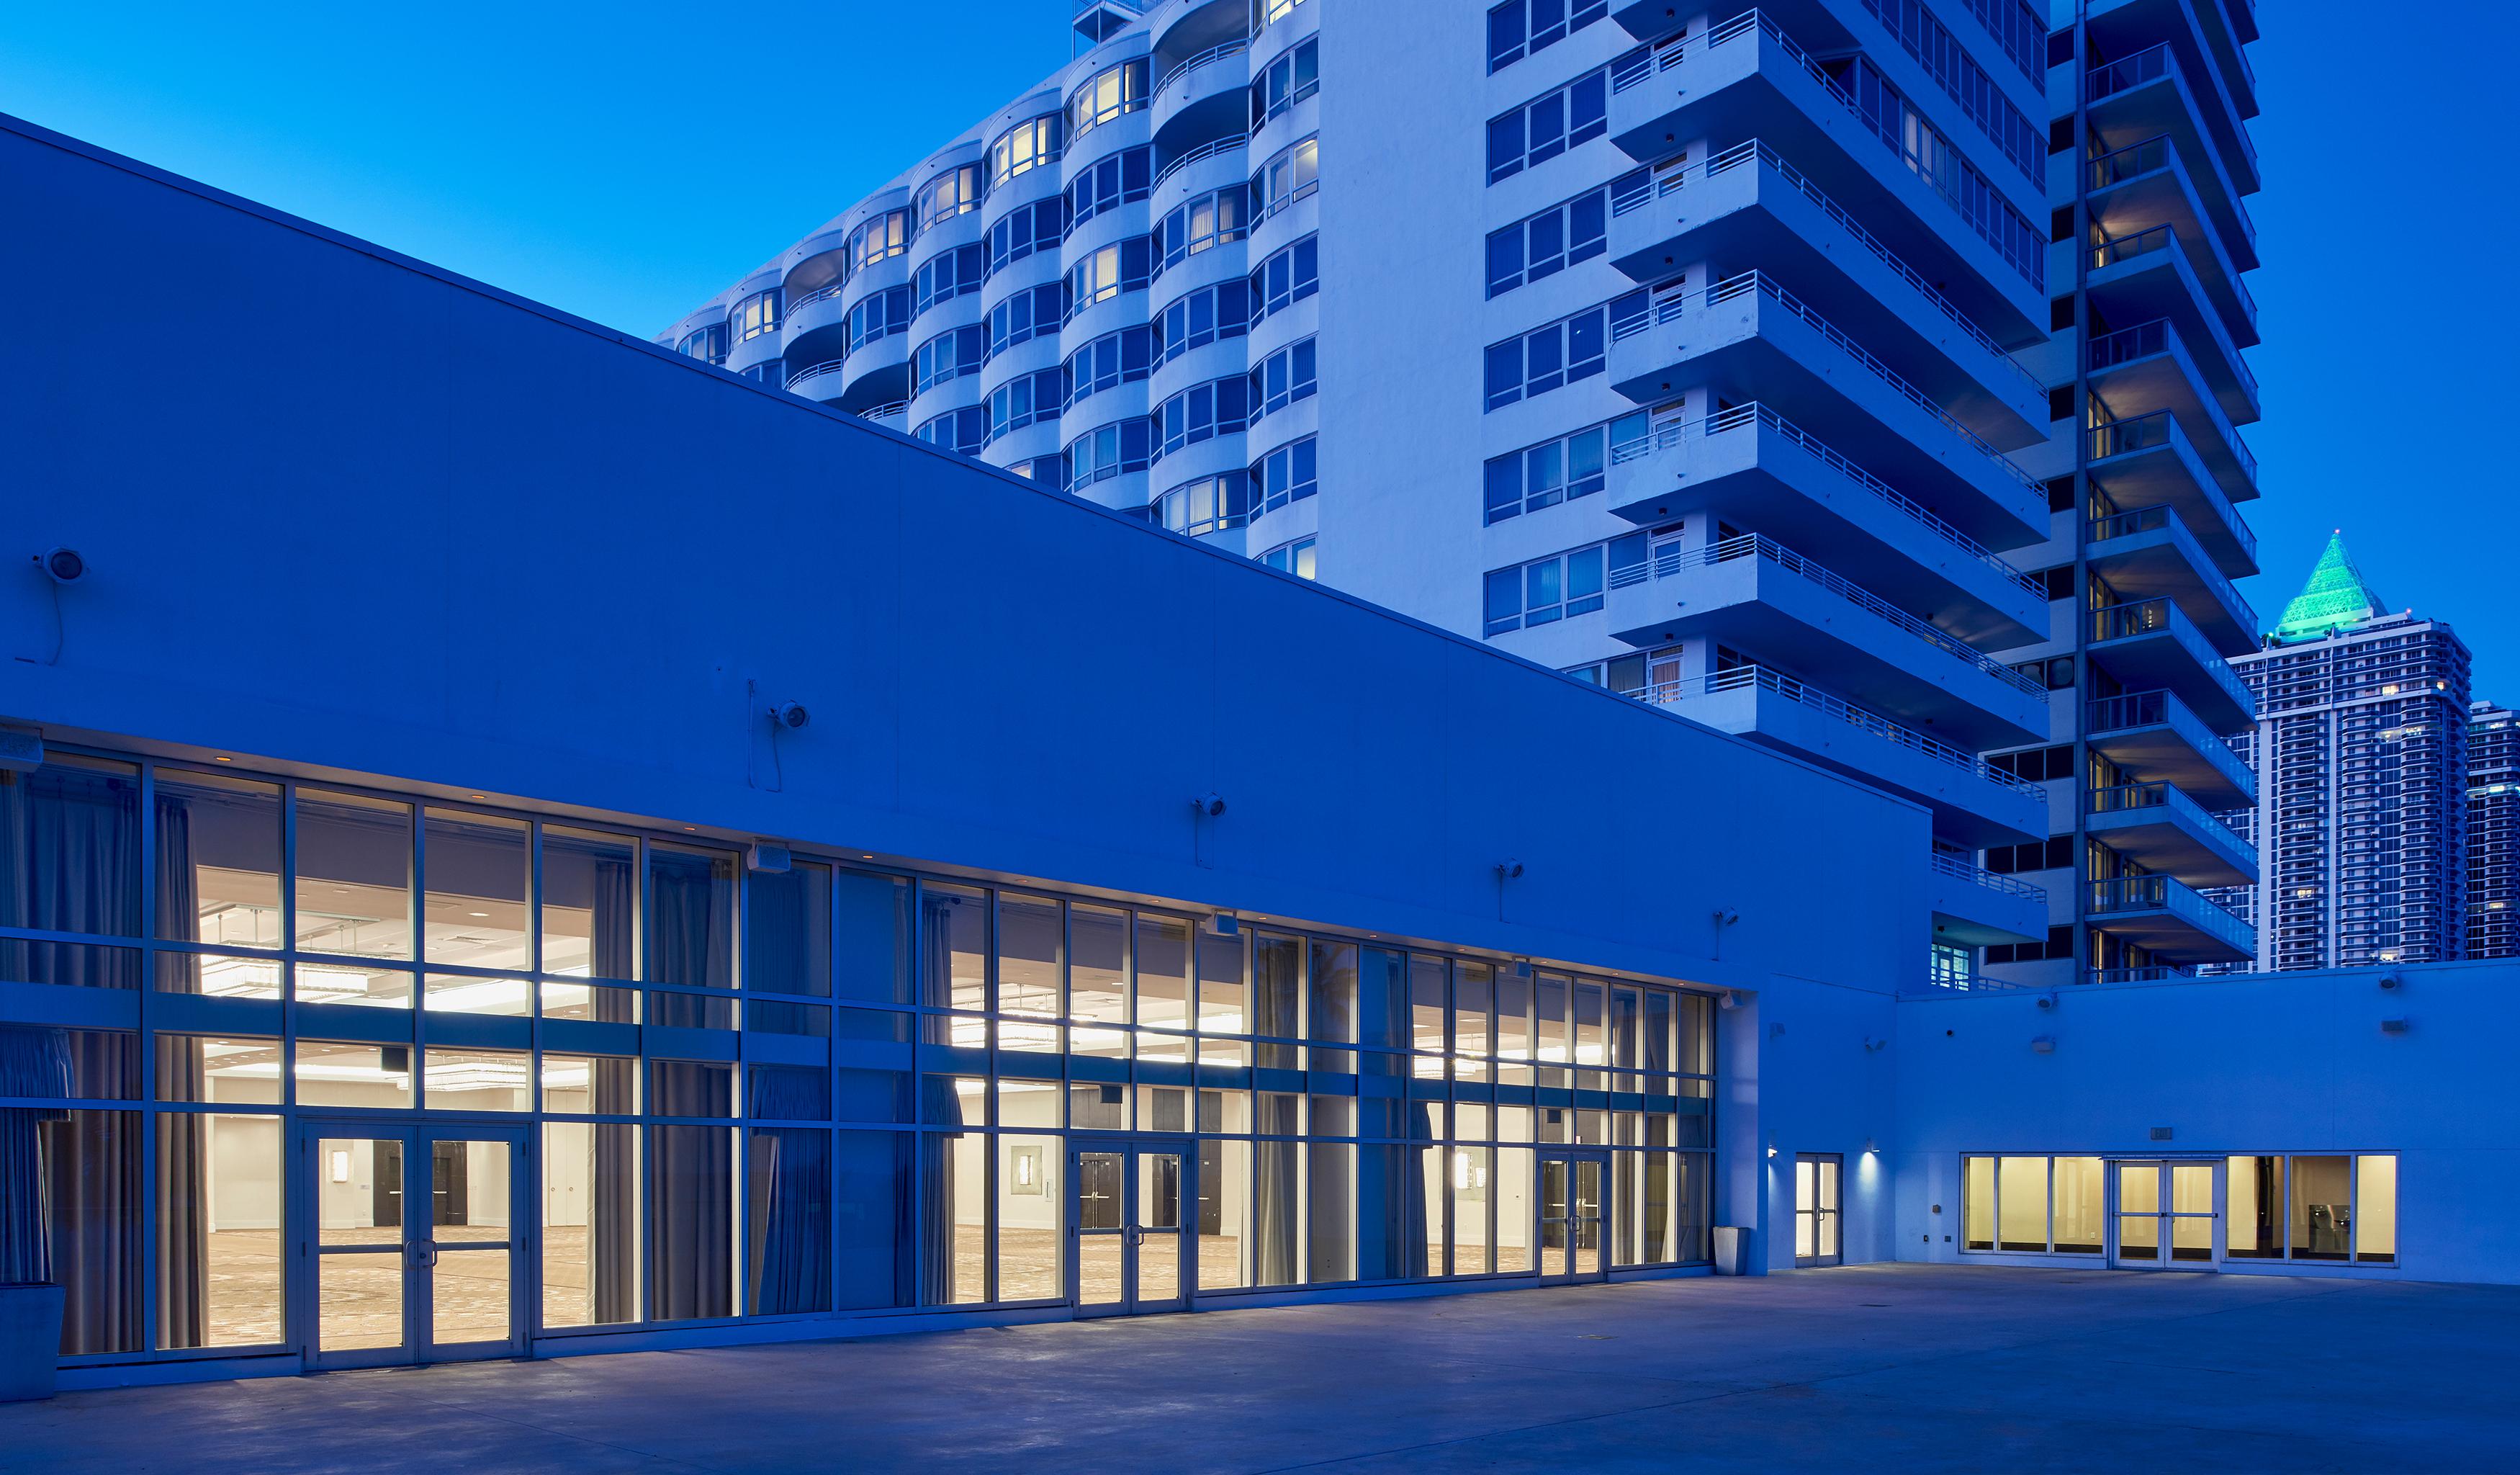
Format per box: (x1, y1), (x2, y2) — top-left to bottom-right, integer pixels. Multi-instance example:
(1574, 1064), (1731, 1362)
(153, 1039), (209, 1348)
(0, 765), (143, 990)
(588, 857), (636, 1323)
(918, 895), (960, 1304)
(745, 1127), (829, 1316)
(150, 795), (199, 991)
(0, 1025), (74, 1285)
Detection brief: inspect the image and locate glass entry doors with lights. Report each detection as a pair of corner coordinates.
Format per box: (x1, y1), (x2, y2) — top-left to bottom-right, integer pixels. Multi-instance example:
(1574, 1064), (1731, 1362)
(1070, 1139), (1191, 1317)
(1795, 1155), (1843, 1267)
(2112, 1160), (2220, 1269)
(301, 1122), (528, 1368)
(1536, 1150), (1608, 1283)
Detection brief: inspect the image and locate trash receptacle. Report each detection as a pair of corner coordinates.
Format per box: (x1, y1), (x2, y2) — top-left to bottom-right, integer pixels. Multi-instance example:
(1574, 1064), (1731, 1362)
(1711, 1226), (1749, 1276)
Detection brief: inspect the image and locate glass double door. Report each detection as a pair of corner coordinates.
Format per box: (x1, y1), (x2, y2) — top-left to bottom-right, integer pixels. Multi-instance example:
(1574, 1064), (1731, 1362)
(1071, 1139), (1191, 1317)
(1537, 1151), (1607, 1283)
(302, 1121), (527, 1367)
(2113, 1160), (2220, 1268)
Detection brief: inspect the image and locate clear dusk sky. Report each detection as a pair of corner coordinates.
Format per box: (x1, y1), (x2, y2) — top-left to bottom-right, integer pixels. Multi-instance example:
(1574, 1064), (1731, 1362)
(5, 1), (2511, 693)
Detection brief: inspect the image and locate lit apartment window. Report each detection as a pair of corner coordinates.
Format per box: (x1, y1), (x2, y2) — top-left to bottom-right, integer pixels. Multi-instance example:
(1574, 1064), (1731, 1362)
(1067, 57), (1149, 137)
(1153, 473), (1251, 536)
(1068, 146), (1153, 228)
(1487, 65), (1611, 183)
(849, 210), (912, 274)
(1488, 0), (1609, 72)
(1249, 37), (1318, 127)
(729, 290), (782, 344)
(1254, 0), (1310, 27)
(1261, 537), (1316, 580)
(989, 114), (1063, 186)
(676, 323), (727, 366)
(1068, 237), (1154, 319)
(1252, 137), (1318, 219)
(1153, 279), (1250, 367)
(1249, 235), (1318, 322)
(1155, 187), (1248, 274)
(915, 162), (985, 230)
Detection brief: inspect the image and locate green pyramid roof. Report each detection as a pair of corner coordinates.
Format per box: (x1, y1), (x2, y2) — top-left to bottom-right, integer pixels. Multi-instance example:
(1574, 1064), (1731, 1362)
(2270, 532), (2387, 644)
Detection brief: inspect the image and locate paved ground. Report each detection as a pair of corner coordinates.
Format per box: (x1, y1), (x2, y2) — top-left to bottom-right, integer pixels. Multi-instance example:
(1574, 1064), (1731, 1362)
(4, 1264), (2511, 1473)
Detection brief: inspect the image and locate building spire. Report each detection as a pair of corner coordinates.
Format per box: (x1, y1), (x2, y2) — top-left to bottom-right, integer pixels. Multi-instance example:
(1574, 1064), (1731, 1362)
(2270, 530), (2387, 645)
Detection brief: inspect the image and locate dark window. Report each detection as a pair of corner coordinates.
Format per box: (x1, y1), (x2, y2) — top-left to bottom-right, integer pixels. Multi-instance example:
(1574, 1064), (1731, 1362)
(2046, 27), (2076, 68)
(2048, 385), (2076, 421)
(2050, 205), (2075, 243)
(1485, 174), (1637, 297)
(2036, 565), (2076, 601)
(1487, 63), (1616, 183)
(1488, 0), (1610, 72)
(2044, 476), (2076, 512)
(2048, 117), (2076, 154)
(2050, 295), (2075, 331)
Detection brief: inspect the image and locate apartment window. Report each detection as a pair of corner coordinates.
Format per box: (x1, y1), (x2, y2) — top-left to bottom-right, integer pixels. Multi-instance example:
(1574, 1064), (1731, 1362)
(1249, 37), (1319, 127)
(1255, 0), (1310, 27)
(1250, 235), (1318, 322)
(985, 284), (1064, 359)
(1984, 926), (2073, 966)
(742, 362), (785, 387)
(2049, 295), (2075, 331)
(1483, 544), (1615, 635)
(846, 287), (911, 354)
(1254, 436), (1317, 511)
(2048, 385), (2076, 421)
(2033, 565), (2076, 601)
(916, 405), (986, 454)
(986, 369), (1067, 444)
(2009, 658), (2075, 692)
(1156, 187), (1249, 273)
(1484, 413), (1640, 524)
(1843, 58), (2043, 289)
(730, 290), (781, 344)
(1565, 653), (1649, 694)
(1151, 376), (1255, 459)
(1068, 237), (1154, 318)
(1252, 137), (1319, 218)
(2048, 117), (2076, 155)
(1984, 836), (2074, 875)
(1485, 174), (1636, 297)
(1962, 1157), (2106, 1253)
(1486, 65), (1610, 183)
(1066, 419), (1153, 490)
(1856, 0), (2042, 186)
(2043, 475), (2076, 512)
(676, 323), (726, 366)
(1482, 292), (1639, 410)
(989, 114), (1063, 185)
(914, 244), (986, 316)
(914, 326), (984, 395)
(1063, 326), (1154, 410)
(1153, 279), (1252, 367)
(1251, 338), (1316, 416)
(1990, 744), (2073, 781)
(2228, 1155), (2398, 1265)
(986, 199), (1068, 274)
(1067, 57), (1148, 138)
(1260, 537), (1317, 579)
(1068, 145), (1153, 229)
(1154, 473), (1252, 536)
(849, 210), (912, 275)
(915, 162), (985, 230)
(1488, 0), (1609, 72)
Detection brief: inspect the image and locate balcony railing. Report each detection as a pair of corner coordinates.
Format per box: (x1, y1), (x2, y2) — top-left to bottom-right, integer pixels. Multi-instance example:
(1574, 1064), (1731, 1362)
(1637, 534), (2045, 697)
(1152, 38), (1249, 99)
(2087, 689), (2254, 766)
(2085, 413), (2255, 562)
(1611, 8), (2043, 290)
(1609, 403), (2043, 600)
(2089, 598), (2255, 720)
(1632, 271), (2041, 492)
(2085, 42), (2257, 182)
(2087, 506), (2259, 632)
(2085, 135), (2257, 255)
(1903, 972), (2034, 997)
(2084, 320), (2260, 486)
(786, 359), (847, 391)
(2088, 874), (2254, 953)
(2087, 965), (2202, 985)
(1611, 139), (2042, 400)
(2087, 782), (2249, 858)
(858, 401), (910, 426)
(1637, 665), (2044, 800)
(787, 281), (849, 315)
(1151, 133), (1248, 194)
(2088, 223), (2258, 331)
(1930, 851), (2047, 901)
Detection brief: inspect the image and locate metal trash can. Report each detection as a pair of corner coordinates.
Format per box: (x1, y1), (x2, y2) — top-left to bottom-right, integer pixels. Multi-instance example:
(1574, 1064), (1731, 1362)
(1711, 1226), (1750, 1276)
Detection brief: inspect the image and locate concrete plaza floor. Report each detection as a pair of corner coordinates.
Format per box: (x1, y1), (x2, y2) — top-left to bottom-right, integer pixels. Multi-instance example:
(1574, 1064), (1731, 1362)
(3, 1263), (2510, 1473)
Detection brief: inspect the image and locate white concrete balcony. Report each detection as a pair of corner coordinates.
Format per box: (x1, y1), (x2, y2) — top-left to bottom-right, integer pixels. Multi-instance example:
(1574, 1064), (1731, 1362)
(2086, 411), (2256, 573)
(1150, 38), (1249, 156)
(2087, 690), (2255, 810)
(2087, 874), (2254, 966)
(2089, 597), (2255, 732)
(1606, 534), (2048, 748)
(1604, 9), (2046, 339)
(1604, 404), (2048, 647)
(2087, 229), (2258, 410)
(1605, 141), (2048, 449)
(1607, 272), (2048, 549)
(2087, 781), (2256, 889)
(1638, 664), (2045, 848)
(1928, 853), (2049, 949)
(2086, 130), (2256, 302)
(2086, 10), (2258, 193)
(2084, 505), (2257, 656)
(2085, 320), (2258, 500)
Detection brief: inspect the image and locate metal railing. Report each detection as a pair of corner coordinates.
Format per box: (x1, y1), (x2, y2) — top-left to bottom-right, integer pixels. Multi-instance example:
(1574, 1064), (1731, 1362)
(2086, 506), (2258, 632)
(786, 281), (850, 315)
(2084, 320), (2261, 484)
(2088, 223), (2258, 331)
(2088, 965), (2200, 985)
(786, 359), (849, 391)
(1643, 534), (2045, 697)
(1637, 665), (2045, 799)
(1608, 403), (2043, 601)
(2086, 42), (2256, 181)
(858, 401), (909, 424)
(2087, 781), (2252, 867)
(2089, 599), (2256, 720)
(2084, 413), (2256, 562)
(1930, 851), (2047, 901)
(1642, 272), (2040, 491)
(2086, 691), (2257, 793)
(1612, 140), (2042, 400)
(1153, 38), (1249, 99)
(1610, 8), (2041, 288)
(1903, 972), (2034, 997)
(2088, 874), (2254, 953)
(1151, 133), (1248, 194)
(2085, 135), (2257, 254)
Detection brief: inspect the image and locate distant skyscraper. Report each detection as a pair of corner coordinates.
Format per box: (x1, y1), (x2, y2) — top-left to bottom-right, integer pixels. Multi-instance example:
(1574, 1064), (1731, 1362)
(2466, 700), (2520, 960)
(2220, 534), (2472, 971)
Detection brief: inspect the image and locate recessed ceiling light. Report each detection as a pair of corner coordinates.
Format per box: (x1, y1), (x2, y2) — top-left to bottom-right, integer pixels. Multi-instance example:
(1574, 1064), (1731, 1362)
(214, 756), (232, 763)
(469, 794), (485, 800)
(467, 911), (489, 918)
(683, 825), (698, 832)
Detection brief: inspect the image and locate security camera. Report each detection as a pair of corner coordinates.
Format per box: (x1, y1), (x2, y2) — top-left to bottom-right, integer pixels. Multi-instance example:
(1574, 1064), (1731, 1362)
(1191, 792), (1226, 817)
(32, 547), (86, 584)
(2377, 974), (2402, 992)
(1496, 858), (1524, 879)
(1714, 907), (1740, 925)
(769, 701), (810, 730)
(2035, 992), (2058, 1011)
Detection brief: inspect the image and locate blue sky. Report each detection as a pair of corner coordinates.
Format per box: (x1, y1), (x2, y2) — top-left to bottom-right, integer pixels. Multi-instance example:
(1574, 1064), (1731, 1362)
(5, 1), (2510, 693)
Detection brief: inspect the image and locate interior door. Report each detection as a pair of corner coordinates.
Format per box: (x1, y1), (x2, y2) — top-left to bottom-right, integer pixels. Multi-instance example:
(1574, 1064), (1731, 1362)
(2113, 1160), (2220, 1269)
(305, 1124), (526, 1368)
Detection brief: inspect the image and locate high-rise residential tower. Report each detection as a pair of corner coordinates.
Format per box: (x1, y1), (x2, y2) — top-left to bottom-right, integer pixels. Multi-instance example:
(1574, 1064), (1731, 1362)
(662, 0), (2259, 987)
(2215, 537), (2472, 972)
(2465, 700), (2519, 960)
